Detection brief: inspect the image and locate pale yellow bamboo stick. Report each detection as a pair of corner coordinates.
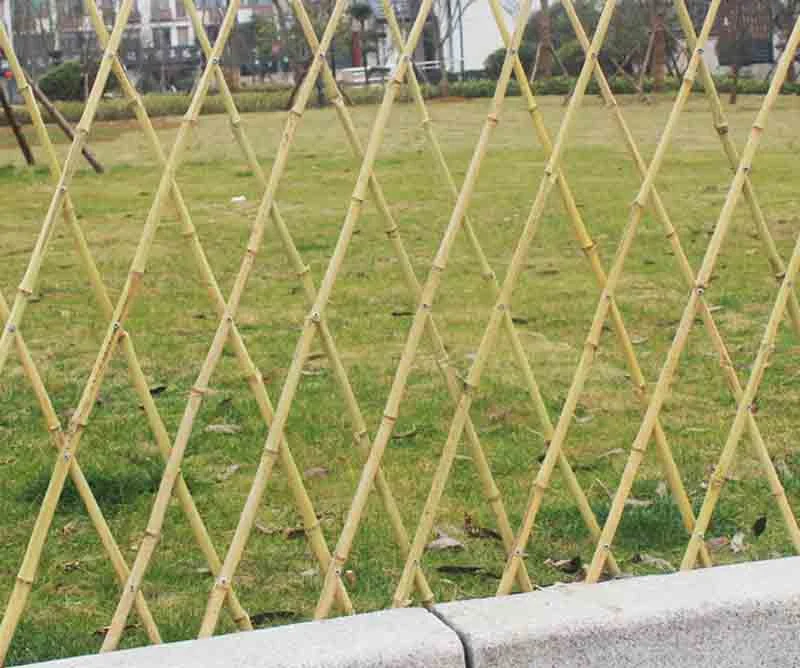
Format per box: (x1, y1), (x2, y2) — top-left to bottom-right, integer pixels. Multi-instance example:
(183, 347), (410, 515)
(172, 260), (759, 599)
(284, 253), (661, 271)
(494, 0), (710, 581)
(497, 0), (724, 594)
(382, 0), (625, 587)
(560, 0), (790, 573)
(199, 0), (435, 626)
(167, 0), (374, 638)
(0, 22), (164, 646)
(679, 20), (800, 570)
(585, 11), (800, 584)
(182, 0), (433, 607)
(0, 284), (162, 646)
(388, 0), (620, 607)
(292, 0), (534, 600)
(180, 0), (361, 614)
(557, 0), (799, 573)
(1, 0), (246, 652)
(94, 0), (350, 626)
(0, 5), (142, 662)
(673, 0), (800, 338)
(500, 0), (724, 592)
(316, 0), (590, 616)
(96, 0), (354, 649)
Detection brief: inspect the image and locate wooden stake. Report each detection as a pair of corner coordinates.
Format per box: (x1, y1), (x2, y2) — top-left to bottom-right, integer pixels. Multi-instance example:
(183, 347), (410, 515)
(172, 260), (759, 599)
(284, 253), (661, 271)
(28, 75), (104, 174)
(0, 82), (34, 165)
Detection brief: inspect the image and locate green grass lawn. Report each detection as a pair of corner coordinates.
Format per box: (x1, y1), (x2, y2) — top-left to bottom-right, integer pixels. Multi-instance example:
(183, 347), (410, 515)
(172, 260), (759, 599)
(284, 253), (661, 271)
(1, 93), (799, 664)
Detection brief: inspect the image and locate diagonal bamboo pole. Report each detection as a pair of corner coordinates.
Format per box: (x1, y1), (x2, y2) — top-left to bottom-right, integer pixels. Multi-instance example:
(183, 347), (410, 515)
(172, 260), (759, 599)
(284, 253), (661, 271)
(108, 0), (364, 643)
(313, 0), (537, 615)
(0, 21), (166, 647)
(267, 0), (444, 604)
(490, 0), (713, 584)
(7, 1), (247, 656)
(180, 0), (364, 612)
(99, 0), (365, 648)
(390, 0), (621, 609)
(500, 0), (724, 592)
(87, 0), (350, 644)
(557, 0), (797, 576)
(0, 4), (147, 662)
(316, 0), (615, 617)
(202, 0), (436, 629)
(0, 286), (161, 646)
(678, 22), (800, 571)
(379, 0), (624, 585)
(19, 4), (253, 637)
(499, 0), (751, 593)
(292, 0), (537, 598)
(615, 0), (800, 567)
(0, 0), (134, 384)
(585, 13), (800, 584)
(672, 0), (800, 338)
(92, 0), (358, 645)
(682, 229), (800, 570)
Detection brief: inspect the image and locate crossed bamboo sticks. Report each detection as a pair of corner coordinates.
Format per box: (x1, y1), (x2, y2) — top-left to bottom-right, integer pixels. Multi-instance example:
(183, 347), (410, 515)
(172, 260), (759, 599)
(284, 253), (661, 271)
(0, 4), (165, 662)
(94, 0), (365, 648)
(499, 0), (800, 591)
(198, 0), (439, 636)
(292, 0), (540, 596)
(310, 0), (550, 617)
(386, 0), (629, 607)
(583, 7), (800, 584)
(498, 0), (725, 590)
(2, 0), (799, 655)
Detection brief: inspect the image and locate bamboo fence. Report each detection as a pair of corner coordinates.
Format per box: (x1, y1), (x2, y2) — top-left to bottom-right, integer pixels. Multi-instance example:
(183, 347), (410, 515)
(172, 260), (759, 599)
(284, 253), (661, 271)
(0, 0), (799, 663)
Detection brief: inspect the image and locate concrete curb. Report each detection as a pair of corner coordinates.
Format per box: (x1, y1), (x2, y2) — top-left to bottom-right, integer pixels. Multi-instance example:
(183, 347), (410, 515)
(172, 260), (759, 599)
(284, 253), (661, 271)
(21, 558), (800, 668)
(28, 608), (465, 668)
(435, 556), (800, 667)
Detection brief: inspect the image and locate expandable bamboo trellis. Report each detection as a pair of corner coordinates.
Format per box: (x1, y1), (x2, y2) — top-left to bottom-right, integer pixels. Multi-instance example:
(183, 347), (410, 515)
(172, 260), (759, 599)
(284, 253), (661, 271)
(1, 0), (799, 662)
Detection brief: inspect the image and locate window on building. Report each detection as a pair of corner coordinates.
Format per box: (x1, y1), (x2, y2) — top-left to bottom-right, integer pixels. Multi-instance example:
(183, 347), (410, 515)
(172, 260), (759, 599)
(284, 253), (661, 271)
(151, 0), (171, 21)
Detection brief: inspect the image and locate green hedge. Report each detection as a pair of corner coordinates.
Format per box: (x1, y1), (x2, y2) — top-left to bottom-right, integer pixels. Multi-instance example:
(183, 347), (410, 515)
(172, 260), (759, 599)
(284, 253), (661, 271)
(2, 75), (798, 128)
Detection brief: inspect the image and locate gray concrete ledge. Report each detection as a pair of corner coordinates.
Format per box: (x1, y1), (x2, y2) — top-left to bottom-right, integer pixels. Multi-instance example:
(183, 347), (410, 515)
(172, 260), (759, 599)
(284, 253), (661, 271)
(21, 558), (800, 668)
(29, 608), (464, 668)
(435, 556), (800, 667)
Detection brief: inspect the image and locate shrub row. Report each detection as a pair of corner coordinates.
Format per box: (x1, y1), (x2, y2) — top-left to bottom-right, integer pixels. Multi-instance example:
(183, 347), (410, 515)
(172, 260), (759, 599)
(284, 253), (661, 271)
(2, 75), (798, 128)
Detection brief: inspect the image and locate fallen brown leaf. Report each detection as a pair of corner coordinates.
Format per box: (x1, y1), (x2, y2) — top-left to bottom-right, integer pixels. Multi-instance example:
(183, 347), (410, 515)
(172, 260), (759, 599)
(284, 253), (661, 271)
(94, 623), (139, 637)
(544, 556), (582, 574)
(706, 536), (730, 552)
(464, 514), (503, 541)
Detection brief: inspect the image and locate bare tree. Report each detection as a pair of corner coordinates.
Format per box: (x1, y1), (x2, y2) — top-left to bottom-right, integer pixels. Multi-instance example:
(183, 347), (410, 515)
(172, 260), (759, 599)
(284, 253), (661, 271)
(650, 0), (666, 91)
(536, 0), (553, 79)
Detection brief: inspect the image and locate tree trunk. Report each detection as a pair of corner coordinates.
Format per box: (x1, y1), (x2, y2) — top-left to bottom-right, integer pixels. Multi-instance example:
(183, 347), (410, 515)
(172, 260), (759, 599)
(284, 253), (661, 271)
(650, 0), (666, 92)
(730, 63), (739, 104)
(435, 16), (449, 96)
(537, 0), (553, 79)
(361, 20), (369, 85)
